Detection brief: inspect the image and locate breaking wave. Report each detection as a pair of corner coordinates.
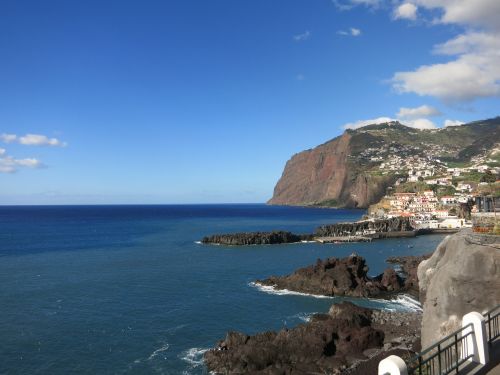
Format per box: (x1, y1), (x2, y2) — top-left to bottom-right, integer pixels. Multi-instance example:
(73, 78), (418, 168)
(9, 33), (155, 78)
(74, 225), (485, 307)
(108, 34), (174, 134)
(180, 347), (209, 368)
(386, 294), (423, 312)
(249, 282), (335, 299)
(287, 312), (316, 323)
(249, 282), (422, 312)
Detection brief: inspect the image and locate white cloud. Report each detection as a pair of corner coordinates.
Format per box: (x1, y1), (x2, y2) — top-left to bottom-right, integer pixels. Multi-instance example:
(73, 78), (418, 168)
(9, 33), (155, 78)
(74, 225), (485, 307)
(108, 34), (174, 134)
(405, 118), (437, 129)
(293, 31), (311, 42)
(15, 158), (43, 168)
(343, 102), (446, 131)
(397, 105), (441, 119)
(0, 154), (44, 173)
(391, 1), (500, 103)
(392, 39), (500, 102)
(412, 0), (500, 30)
(343, 117), (396, 129)
(343, 116), (438, 130)
(0, 134), (17, 143)
(18, 134), (67, 147)
(0, 165), (16, 173)
(338, 27), (362, 36)
(394, 3), (418, 20)
(433, 31), (500, 56)
(444, 119), (465, 127)
(1, 133), (67, 146)
(0, 148), (5, 156)
(350, 28), (362, 36)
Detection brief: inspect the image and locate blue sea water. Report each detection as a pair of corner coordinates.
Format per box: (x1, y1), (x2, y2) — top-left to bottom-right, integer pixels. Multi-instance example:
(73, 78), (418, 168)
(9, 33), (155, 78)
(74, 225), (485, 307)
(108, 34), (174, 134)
(0, 204), (447, 374)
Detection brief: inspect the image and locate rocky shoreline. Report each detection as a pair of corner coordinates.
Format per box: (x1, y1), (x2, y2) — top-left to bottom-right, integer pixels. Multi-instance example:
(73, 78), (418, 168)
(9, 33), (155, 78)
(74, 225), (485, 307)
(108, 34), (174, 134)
(204, 302), (421, 375)
(204, 254), (426, 374)
(257, 254), (412, 299)
(201, 217), (417, 245)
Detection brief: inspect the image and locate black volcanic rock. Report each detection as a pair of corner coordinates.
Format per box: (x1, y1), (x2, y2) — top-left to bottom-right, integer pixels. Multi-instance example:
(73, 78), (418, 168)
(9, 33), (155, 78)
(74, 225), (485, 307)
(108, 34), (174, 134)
(201, 231), (312, 245)
(315, 217), (414, 237)
(386, 254), (431, 297)
(204, 302), (384, 374)
(257, 254), (404, 298)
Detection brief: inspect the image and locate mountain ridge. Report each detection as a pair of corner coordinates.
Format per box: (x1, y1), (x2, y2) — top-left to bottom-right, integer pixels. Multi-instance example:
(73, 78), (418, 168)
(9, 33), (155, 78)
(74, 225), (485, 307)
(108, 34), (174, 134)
(268, 117), (500, 208)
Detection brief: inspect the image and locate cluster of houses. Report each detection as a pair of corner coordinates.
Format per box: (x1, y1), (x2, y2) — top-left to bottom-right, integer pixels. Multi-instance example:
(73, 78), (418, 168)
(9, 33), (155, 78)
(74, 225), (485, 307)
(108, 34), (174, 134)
(379, 191), (472, 230)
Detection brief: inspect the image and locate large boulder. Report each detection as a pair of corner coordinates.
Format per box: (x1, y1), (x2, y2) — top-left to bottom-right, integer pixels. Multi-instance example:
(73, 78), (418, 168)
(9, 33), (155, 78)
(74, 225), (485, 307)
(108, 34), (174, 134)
(418, 230), (500, 348)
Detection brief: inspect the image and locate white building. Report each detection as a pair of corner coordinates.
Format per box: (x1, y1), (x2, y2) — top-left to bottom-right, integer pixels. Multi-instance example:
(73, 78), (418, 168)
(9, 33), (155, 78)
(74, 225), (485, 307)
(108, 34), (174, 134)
(457, 183), (472, 192)
(441, 196), (456, 205)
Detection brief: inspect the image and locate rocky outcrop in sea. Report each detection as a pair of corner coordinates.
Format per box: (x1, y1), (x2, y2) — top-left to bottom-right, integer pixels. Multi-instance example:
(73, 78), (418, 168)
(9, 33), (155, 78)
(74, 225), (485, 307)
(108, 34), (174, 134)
(201, 231), (313, 245)
(204, 253), (429, 374)
(256, 254), (405, 298)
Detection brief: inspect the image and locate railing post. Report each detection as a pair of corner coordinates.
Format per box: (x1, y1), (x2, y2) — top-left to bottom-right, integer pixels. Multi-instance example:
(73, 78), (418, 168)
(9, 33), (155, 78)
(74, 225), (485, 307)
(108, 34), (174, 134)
(488, 312), (492, 347)
(378, 355), (408, 375)
(462, 312), (490, 365)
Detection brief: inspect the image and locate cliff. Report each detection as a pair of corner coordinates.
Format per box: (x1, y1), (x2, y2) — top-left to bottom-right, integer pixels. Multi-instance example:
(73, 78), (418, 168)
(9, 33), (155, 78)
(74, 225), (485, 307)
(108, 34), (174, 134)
(418, 230), (500, 348)
(267, 132), (395, 208)
(268, 118), (500, 208)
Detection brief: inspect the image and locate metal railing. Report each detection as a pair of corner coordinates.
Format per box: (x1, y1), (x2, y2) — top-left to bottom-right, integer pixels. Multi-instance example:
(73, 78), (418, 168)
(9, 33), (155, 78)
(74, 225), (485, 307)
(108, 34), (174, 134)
(484, 304), (500, 347)
(407, 323), (474, 375)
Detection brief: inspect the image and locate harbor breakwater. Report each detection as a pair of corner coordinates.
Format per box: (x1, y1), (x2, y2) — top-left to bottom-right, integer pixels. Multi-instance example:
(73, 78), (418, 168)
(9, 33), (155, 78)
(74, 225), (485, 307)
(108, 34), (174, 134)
(202, 216), (416, 245)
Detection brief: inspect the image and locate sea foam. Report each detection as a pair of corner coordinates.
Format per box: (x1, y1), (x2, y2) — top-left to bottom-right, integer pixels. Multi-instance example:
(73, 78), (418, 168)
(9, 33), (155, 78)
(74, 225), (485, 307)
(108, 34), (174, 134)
(249, 282), (335, 299)
(249, 282), (423, 312)
(287, 312), (316, 323)
(180, 347), (209, 367)
(386, 294), (423, 312)
(147, 343), (170, 361)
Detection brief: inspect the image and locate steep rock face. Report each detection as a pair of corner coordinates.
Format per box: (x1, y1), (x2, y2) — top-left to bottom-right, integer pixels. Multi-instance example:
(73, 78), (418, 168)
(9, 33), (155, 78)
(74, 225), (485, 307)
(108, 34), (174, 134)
(267, 132), (394, 208)
(268, 118), (500, 208)
(418, 230), (500, 348)
(349, 173), (396, 209)
(268, 133), (352, 206)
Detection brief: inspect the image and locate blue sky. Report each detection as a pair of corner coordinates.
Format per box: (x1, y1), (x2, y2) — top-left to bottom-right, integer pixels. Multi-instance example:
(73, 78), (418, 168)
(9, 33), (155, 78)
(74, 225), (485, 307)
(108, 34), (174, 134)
(1, 0), (499, 204)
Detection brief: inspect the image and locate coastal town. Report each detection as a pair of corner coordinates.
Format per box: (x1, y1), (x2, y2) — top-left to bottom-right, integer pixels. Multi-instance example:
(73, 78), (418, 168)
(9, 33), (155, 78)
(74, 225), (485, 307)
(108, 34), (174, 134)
(367, 143), (500, 232)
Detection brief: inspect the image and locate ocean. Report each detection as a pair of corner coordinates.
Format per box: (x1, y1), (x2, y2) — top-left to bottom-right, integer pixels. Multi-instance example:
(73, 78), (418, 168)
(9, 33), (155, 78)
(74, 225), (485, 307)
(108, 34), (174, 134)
(0, 204), (447, 374)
